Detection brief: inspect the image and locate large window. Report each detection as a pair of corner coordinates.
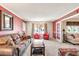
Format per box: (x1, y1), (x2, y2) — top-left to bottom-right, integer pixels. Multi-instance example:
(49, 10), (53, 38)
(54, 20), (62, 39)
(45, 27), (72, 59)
(66, 26), (79, 33)
(33, 24), (45, 34)
(32, 23), (47, 34)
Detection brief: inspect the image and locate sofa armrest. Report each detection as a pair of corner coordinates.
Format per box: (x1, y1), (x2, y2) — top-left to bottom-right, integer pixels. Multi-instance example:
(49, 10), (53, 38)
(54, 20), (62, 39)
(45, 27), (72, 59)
(13, 42), (25, 48)
(0, 47), (15, 56)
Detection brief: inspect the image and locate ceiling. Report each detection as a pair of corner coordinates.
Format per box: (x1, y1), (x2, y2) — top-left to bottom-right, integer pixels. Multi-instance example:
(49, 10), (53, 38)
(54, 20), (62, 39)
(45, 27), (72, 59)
(0, 3), (79, 21)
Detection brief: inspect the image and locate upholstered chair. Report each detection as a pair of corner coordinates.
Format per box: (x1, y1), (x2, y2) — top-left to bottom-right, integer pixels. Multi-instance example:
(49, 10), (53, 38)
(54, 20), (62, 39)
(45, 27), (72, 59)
(33, 33), (40, 39)
(43, 32), (49, 40)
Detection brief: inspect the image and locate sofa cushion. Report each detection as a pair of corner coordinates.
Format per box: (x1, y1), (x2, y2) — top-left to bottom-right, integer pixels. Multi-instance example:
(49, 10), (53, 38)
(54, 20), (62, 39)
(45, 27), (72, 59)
(0, 36), (10, 45)
(73, 34), (79, 38)
(0, 36), (12, 45)
(11, 34), (21, 44)
(15, 38), (21, 45)
(72, 38), (79, 42)
(70, 34), (75, 38)
(18, 32), (28, 41)
(67, 35), (74, 40)
(11, 34), (20, 40)
(20, 35), (27, 41)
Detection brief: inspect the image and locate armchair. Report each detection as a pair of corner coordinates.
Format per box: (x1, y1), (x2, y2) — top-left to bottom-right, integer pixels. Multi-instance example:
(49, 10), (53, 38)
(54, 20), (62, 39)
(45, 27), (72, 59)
(43, 32), (49, 40)
(33, 33), (40, 39)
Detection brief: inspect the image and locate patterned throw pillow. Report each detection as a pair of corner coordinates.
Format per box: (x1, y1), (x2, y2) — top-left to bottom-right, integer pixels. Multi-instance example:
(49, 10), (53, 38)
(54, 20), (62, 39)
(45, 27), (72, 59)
(15, 38), (21, 45)
(11, 34), (21, 44)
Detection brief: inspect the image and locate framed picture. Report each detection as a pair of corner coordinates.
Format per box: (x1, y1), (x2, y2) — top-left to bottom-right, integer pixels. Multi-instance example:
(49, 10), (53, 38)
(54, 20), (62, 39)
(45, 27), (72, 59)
(1, 12), (13, 30)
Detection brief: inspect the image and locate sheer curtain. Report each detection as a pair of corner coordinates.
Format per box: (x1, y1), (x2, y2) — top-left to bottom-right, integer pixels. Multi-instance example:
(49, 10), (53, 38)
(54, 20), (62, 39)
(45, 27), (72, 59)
(32, 23), (47, 38)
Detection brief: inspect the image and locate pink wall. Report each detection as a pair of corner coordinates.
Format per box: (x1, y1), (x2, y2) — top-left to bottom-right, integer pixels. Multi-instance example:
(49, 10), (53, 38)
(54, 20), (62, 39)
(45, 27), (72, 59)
(0, 6), (23, 36)
(52, 8), (79, 39)
(52, 21), (56, 38)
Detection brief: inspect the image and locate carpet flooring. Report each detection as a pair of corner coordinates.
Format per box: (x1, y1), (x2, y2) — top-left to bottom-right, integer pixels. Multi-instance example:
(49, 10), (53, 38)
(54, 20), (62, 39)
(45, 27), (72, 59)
(23, 40), (79, 56)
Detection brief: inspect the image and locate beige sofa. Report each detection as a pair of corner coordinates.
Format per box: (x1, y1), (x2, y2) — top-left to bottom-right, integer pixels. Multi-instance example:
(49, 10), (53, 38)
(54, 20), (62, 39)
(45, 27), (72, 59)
(0, 35), (16, 56)
(0, 32), (31, 56)
(66, 33), (79, 44)
(11, 33), (31, 56)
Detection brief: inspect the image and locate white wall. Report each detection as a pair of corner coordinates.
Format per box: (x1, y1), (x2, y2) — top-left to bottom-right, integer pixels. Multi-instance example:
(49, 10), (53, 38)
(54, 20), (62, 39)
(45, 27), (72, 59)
(26, 21), (32, 36)
(26, 21), (53, 39)
(47, 22), (53, 39)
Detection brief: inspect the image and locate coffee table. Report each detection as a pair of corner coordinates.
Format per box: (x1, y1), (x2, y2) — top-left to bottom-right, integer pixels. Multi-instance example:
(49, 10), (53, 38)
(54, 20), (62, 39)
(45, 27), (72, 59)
(30, 42), (45, 56)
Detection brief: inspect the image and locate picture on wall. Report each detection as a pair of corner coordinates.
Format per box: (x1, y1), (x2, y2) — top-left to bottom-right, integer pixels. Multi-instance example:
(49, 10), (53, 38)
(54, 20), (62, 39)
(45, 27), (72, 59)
(2, 12), (13, 30)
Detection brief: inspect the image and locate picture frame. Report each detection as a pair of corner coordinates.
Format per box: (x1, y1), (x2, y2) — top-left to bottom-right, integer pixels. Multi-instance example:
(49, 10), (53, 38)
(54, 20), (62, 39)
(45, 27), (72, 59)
(1, 12), (13, 31)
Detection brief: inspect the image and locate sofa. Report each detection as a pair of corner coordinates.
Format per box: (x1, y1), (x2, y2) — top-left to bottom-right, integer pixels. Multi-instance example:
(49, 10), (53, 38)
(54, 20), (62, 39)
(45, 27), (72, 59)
(0, 32), (31, 56)
(11, 33), (31, 56)
(65, 33), (79, 45)
(0, 35), (16, 56)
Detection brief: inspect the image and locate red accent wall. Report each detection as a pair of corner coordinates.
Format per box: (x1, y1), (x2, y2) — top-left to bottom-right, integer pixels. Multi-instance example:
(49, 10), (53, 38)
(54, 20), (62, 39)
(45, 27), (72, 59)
(0, 6), (23, 36)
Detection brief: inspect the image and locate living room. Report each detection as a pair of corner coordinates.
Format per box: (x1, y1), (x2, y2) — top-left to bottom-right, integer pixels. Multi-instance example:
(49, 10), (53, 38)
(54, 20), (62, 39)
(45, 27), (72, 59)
(0, 3), (79, 56)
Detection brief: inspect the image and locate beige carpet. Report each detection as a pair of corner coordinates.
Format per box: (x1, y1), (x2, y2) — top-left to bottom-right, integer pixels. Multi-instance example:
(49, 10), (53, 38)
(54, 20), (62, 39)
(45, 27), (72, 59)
(23, 40), (79, 56)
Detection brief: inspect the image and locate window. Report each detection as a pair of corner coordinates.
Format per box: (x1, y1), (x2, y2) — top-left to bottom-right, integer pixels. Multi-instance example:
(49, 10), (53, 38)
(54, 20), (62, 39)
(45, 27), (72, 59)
(0, 11), (13, 31)
(33, 23), (46, 34)
(66, 26), (79, 33)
